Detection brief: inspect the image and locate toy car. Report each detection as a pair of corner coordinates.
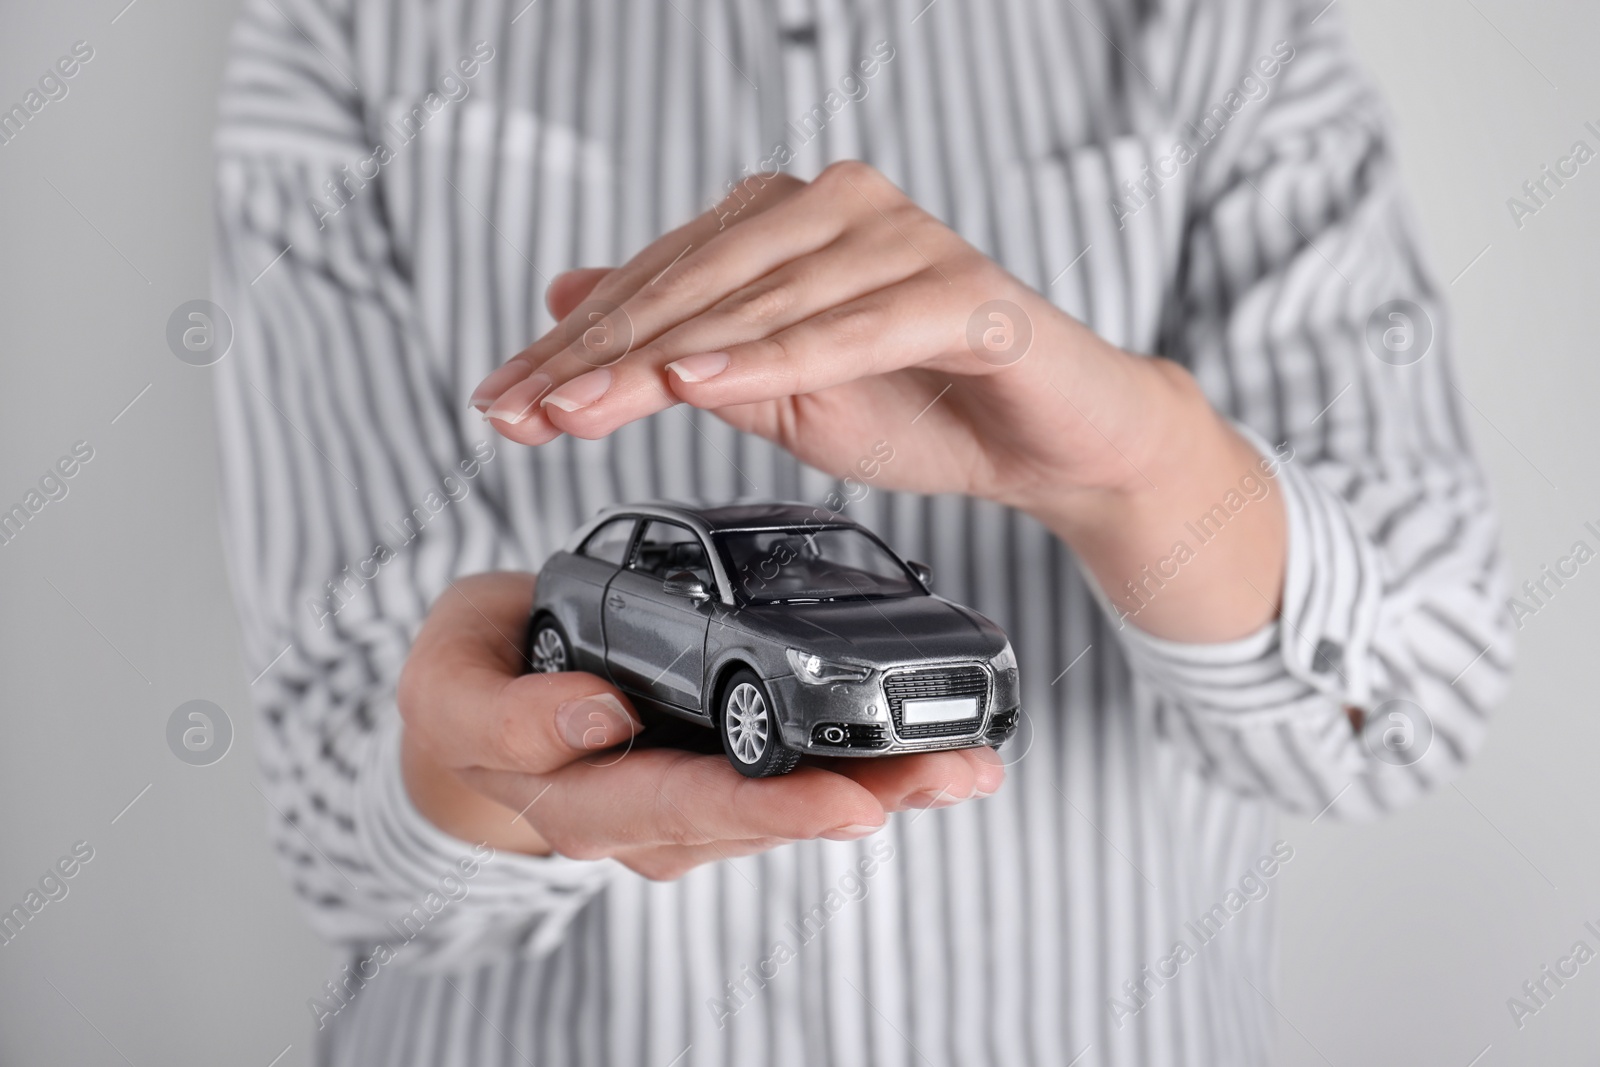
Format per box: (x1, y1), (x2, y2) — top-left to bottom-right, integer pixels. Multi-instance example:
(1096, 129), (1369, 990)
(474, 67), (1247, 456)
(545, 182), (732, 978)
(527, 501), (1021, 777)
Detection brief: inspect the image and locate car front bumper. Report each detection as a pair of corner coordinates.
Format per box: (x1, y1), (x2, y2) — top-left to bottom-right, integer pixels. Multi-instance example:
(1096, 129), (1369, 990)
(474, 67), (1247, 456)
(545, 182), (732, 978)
(767, 661), (1022, 756)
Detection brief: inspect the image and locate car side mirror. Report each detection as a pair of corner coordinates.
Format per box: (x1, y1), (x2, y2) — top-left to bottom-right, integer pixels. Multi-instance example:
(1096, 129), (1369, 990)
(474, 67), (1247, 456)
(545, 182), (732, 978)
(907, 560), (932, 587)
(663, 571), (712, 601)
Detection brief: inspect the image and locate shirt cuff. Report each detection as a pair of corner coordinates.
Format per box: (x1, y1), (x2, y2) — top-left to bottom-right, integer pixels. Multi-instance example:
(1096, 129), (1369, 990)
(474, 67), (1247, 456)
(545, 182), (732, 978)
(353, 704), (618, 962)
(1095, 423), (1384, 720)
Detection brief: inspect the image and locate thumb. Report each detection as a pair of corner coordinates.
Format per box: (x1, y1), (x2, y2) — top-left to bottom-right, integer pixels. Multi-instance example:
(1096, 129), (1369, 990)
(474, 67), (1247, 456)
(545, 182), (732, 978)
(546, 267), (614, 321)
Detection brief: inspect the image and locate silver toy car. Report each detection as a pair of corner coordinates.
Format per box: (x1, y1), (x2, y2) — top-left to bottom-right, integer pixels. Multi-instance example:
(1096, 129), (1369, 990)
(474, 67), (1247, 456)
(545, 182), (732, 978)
(527, 501), (1021, 777)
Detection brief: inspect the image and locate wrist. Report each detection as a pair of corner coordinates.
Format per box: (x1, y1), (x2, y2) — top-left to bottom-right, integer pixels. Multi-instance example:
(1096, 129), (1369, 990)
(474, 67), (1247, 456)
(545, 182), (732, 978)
(1015, 353), (1211, 533)
(1022, 358), (1288, 642)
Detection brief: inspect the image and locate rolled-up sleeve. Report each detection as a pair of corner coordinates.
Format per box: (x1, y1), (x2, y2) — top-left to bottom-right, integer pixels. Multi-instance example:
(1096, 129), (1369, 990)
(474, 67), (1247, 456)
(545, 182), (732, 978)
(212, 0), (613, 966)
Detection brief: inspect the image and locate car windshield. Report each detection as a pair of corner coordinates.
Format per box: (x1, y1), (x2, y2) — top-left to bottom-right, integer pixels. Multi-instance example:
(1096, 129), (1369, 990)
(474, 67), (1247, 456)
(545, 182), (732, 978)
(715, 526), (923, 603)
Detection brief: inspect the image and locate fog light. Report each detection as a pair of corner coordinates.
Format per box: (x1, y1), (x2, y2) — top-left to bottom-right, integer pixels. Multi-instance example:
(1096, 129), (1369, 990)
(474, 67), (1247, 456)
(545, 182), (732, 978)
(820, 725), (846, 744)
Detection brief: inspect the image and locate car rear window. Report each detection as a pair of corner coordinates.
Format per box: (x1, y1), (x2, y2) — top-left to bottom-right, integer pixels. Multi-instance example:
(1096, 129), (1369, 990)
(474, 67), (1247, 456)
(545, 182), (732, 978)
(630, 521), (714, 586)
(580, 518), (636, 565)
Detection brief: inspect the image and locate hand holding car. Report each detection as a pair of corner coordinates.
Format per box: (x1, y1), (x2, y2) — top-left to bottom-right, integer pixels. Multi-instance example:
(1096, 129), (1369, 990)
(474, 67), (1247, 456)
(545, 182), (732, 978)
(398, 572), (1005, 876)
(530, 503), (1021, 778)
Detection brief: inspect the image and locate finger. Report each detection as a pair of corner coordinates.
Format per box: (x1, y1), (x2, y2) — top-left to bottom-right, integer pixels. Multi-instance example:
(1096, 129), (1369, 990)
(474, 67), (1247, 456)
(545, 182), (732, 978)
(663, 273), (978, 410)
(574, 171), (806, 310)
(613, 836), (798, 882)
(530, 168), (910, 416)
(482, 383), (565, 445)
(400, 576), (646, 775)
(827, 747), (1005, 812)
(647, 227), (924, 358)
(527, 229), (928, 441)
(418, 667), (646, 777)
(472, 175), (806, 420)
(546, 267), (613, 321)
(465, 752), (885, 858)
(559, 180), (861, 371)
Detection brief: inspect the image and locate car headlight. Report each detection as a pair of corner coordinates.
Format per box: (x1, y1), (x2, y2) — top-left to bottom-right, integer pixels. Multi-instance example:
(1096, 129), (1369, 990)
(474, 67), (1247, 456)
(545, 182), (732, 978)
(786, 648), (873, 685)
(989, 642), (1017, 672)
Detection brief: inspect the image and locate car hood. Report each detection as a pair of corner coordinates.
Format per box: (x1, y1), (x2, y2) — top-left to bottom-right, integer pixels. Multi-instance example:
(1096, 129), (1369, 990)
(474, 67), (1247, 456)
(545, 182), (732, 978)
(729, 595), (1005, 665)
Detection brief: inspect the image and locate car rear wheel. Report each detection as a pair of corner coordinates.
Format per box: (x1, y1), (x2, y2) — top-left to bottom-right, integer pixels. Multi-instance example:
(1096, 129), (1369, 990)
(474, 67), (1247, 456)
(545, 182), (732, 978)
(718, 670), (800, 778)
(527, 616), (571, 674)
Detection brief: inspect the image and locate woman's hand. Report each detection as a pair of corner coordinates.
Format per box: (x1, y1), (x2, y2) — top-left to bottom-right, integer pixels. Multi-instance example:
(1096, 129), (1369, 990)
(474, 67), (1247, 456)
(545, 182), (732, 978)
(470, 161), (1288, 643)
(398, 572), (1005, 879)
(470, 161), (1174, 512)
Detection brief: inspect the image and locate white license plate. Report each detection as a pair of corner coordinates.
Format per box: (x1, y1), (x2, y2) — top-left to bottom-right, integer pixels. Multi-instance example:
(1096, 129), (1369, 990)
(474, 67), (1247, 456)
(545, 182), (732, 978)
(901, 695), (978, 725)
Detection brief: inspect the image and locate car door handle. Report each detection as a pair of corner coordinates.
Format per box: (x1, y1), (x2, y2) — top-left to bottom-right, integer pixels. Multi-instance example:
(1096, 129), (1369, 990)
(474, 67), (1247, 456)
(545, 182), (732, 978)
(607, 594), (626, 610)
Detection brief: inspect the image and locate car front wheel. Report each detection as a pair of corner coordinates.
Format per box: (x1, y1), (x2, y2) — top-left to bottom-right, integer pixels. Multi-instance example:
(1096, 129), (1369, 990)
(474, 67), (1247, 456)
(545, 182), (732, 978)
(718, 670), (800, 778)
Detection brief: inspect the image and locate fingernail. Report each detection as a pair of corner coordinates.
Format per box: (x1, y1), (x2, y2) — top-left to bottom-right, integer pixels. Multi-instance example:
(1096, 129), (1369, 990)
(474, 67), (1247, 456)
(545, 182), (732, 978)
(821, 823), (882, 841)
(471, 360), (535, 410)
(666, 352), (730, 383)
(542, 368), (612, 412)
(904, 788), (968, 810)
(555, 693), (637, 751)
(485, 372), (554, 425)
(971, 745), (1005, 767)
(972, 748), (1006, 797)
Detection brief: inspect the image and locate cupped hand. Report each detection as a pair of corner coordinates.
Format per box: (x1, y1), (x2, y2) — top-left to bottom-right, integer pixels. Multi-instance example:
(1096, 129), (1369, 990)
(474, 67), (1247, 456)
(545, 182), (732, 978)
(398, 572), (1005, 880)
(468, 160), (1194, 515)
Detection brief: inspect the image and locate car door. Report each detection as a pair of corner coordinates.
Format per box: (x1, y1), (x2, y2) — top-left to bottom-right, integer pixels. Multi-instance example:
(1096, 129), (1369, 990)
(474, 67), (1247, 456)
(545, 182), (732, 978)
(602, 519), (714, 714)
(548, 515), (638, 675)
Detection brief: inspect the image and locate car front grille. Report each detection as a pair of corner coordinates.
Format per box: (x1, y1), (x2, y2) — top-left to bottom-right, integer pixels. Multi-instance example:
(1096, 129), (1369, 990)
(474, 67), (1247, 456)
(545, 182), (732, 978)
(883, 664), (989, 738)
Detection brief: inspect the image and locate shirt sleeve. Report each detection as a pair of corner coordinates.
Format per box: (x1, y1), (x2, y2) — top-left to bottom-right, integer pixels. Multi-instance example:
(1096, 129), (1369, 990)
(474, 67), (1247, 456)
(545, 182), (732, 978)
(212, 0), (614, 966)
(1105, 0), (1514, 820)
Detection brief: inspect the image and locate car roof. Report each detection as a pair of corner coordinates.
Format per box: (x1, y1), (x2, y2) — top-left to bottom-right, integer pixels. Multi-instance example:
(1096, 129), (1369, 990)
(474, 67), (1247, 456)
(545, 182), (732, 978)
(591, 499), (856, 534)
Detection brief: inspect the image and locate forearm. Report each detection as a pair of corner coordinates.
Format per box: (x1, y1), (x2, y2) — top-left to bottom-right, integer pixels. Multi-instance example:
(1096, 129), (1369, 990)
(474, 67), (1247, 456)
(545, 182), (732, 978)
(1023, 353), (1288, 644)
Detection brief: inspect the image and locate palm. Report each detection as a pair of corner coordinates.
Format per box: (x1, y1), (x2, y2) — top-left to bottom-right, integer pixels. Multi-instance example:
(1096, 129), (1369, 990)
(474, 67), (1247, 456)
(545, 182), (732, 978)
(711, 351), (1146, 507)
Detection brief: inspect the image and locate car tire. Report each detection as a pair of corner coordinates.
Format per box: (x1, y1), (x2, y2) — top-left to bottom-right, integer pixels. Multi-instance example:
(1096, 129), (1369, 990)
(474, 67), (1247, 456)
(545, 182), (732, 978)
(526, 615), (572, 674)
(717, 669), (800, 778)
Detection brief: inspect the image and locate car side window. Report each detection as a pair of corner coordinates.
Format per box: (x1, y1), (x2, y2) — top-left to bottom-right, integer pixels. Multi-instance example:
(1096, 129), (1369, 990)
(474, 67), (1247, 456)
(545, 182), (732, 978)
(631, 521), (714, 587)
(580, 518), (636, 566)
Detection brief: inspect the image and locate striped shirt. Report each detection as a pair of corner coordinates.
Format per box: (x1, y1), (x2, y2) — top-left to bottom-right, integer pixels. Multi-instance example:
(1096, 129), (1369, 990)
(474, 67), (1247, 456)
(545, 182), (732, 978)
(211, 0), (1513, 1063)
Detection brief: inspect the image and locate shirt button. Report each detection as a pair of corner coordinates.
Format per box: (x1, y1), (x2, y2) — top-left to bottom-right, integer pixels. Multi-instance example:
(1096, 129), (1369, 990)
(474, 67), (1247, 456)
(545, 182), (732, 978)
(779, 22), (819, 47)
(1311, 639), (1345, 676)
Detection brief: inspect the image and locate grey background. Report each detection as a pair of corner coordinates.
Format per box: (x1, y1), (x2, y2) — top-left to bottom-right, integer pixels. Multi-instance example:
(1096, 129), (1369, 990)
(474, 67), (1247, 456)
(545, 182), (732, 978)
(1, 0), (1596, 1064)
